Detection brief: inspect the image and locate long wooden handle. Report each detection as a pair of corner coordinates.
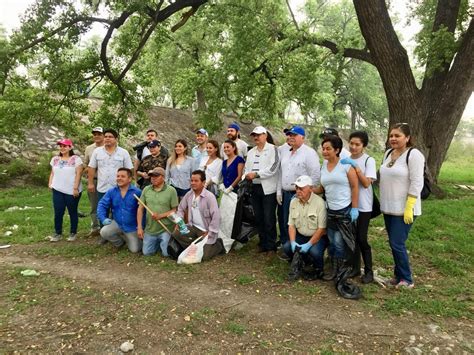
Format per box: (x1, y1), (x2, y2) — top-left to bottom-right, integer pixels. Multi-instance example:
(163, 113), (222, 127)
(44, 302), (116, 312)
(134, 194), (172, 234)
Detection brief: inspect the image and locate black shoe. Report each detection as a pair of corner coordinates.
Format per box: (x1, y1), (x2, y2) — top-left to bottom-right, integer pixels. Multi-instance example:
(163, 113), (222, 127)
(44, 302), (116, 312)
(323, 258), (337, 281)
(277, 248), (290, 261)
(302, 268), (324, 281)
(361, 271), (374, 284)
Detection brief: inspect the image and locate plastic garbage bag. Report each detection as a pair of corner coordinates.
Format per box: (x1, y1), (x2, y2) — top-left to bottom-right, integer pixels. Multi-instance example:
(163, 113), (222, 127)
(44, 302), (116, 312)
(217, 191), (237, 252)
(20, 269), (40, 276)
(177, 235), (208, 264)
(231, 180), (258, 243)
(288, 247), (303, 281)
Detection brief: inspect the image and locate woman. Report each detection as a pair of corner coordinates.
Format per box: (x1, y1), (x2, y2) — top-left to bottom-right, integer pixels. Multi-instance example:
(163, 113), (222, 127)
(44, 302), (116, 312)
(221, 140), (245, 194)
(165, 139), (195, 200)
(136, 139), (167, 189)
(340, 131), (377, 283)
(379, 123), (424, 289)
(244, 126), (280, 253)
(314, 135), (359, 280)
(48, 139), (83, 242)
(198, 140), (223, 197)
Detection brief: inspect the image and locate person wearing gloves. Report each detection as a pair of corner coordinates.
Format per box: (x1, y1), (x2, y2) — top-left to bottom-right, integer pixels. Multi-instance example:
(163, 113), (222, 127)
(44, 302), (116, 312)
(379, 123), (424, 289)
(221, 139), (245, 194)
(198, 139), (223, 197)
(48, 139), (83, 242)
(244, 126), (280, 253)
(283, 175), (327, 279)
(97, 168), (142, 253)
(277, 125), (320, 251)
(313, 135), (359, 281)
(339, 131), (377, 283)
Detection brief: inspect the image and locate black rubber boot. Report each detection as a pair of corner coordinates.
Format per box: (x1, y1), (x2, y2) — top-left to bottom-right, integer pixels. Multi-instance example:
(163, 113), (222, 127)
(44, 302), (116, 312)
(323, 257), (337, 281)
(347, 243), (361, 278)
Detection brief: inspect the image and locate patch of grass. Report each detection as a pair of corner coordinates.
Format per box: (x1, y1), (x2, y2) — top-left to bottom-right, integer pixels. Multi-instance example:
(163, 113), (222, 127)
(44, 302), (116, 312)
(224, 321), (246, 335)
(236, 274), (256, 285)
(263, 258), (288, 283)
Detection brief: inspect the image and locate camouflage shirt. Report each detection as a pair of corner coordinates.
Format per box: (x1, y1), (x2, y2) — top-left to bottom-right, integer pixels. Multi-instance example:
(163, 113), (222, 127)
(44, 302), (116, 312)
(137, 153), (168, 188)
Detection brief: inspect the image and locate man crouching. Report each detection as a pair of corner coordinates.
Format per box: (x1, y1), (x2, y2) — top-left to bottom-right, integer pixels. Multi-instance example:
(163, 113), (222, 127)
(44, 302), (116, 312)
(169, 170), (225, 261)
(283, 175), (327, 280)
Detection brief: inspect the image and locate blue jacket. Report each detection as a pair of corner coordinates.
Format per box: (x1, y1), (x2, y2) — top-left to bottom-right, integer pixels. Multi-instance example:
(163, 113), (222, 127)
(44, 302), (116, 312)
(97, 185), (141, 233)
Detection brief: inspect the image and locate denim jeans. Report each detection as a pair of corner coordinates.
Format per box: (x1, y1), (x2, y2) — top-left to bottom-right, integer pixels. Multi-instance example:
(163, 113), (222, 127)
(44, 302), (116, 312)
(250, 184), (277, 251)
(100, 220), (142, 253)
(277, 190), (296, 246)
(283, 232), (329, 270)
(327, 205), (352, 259)
(384, 214), (415, 284)
(143, 231), (171, 256)
(52, 189), (82, 235)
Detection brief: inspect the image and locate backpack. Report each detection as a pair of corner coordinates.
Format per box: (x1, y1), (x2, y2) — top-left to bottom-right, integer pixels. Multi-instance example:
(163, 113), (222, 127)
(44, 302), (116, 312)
(384, 148), (431, 200)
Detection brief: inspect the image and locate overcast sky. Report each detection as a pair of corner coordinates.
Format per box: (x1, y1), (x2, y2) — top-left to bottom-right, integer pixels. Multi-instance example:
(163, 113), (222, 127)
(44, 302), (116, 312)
(1, 0), (472, 118)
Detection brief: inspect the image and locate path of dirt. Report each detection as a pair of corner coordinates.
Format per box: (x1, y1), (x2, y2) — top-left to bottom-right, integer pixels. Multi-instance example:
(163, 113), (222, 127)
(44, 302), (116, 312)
(1, 245), (472, 353)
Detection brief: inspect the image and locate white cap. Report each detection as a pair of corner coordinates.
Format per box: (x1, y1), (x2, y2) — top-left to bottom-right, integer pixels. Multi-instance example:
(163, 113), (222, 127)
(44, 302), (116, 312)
(292, 175), (313, 188)
(92, 127), (103, 133)
(250, 126), (267, 135)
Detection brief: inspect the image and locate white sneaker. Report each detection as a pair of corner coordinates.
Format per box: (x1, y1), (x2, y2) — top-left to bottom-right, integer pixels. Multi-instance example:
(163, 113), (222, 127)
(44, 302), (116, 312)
(49, 234), (62, 242)
(67, 234), (77, 242)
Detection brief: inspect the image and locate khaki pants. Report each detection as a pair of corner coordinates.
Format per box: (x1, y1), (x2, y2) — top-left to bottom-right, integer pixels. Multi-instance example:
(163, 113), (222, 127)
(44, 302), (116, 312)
(171, 226), (224, 261)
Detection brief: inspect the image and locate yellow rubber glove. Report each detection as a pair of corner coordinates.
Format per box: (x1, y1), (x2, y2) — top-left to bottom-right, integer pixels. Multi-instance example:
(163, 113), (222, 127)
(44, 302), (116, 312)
(403, 196), (417, 224)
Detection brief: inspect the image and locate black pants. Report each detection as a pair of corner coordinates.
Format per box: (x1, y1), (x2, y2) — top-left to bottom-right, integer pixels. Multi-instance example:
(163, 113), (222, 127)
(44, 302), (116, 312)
(250, 184), (277, 251)
(353, 211), (372, 272)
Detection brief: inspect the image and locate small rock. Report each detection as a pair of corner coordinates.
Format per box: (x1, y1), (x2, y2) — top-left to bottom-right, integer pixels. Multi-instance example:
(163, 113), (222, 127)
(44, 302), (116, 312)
(409, 335), (416, 344)
(428, 324), (440, 334)
(184, 315), (191, 322)
(445, 347), (453, 353)
(405, 346), (422, 355)
(120, 341), (134, 353)
(4, 231), (12, 237)
(431, 347), (439, 354)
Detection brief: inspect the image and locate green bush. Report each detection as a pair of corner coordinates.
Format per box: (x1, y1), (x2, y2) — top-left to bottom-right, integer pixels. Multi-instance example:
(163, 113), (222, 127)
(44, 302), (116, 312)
(6, 159), (30, 177)
(31, 153), (54, 186)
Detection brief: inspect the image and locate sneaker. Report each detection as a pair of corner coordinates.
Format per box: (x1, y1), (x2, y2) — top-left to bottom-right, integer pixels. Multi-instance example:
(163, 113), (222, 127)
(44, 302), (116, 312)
(67, 234), (77, 242)
(277, 248), (290, 261)
(49, 234), (62, 242)
(395, 280), (414, 289)
(388, 278), (399, 286)
(361, 272), (374, 284)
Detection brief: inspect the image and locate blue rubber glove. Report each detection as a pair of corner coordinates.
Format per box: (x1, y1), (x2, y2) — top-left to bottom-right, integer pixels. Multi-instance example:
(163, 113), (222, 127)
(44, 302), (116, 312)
(350, 208), (359, 223)
(300, 242), (312, 254)
(340, 157), (358, 168)
(290, 241), (297, 253)
(103, 218), (112, 226)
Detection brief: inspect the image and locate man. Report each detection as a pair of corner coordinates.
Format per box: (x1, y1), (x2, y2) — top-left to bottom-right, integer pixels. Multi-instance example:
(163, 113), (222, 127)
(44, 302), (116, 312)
(191, 128), (209, 161)
(283, 175), (327, 279)
(136, 140), (167, 189)
(83, 126), (104, 236)
(170, 170), (224, 261)
(88, 128), (134, 201)
(319, 127), (350, 159)
(97, 168), (142, 253)
(277, 125), (321, 250)
(137, 167), (179, 256)
(244, 126), (280, 253)
(133, 129), (169, 181)
(220, 122), (248, 160)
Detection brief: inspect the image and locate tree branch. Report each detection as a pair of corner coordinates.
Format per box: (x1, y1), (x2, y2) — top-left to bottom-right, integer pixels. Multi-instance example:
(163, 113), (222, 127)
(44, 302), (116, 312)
(171, 6), (199, 32)
(285, 0), (300, 31)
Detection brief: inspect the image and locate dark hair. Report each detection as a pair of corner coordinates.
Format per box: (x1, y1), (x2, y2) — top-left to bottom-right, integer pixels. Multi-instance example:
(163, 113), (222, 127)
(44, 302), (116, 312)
(146, 129), (158, 135)
(349, 130), (369, 147)
(390, 123), (414, 147)
(223, 139), (238, 156)
(104, 128), (118, 138)
(191, 170), (206, 182)
(59, 149), (75, 157)
(266, 131), (275, 145)
(169, 139), (189, 166)
(117, 167), (133, 178)
(207, 140), (221, 159)
(322, 136), (343, 157)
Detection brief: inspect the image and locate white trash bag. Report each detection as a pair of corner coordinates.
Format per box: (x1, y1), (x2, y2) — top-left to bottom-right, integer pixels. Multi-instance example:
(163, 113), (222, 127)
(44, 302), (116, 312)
(218, 191), (238, 252)
(177, 235), (208, 264)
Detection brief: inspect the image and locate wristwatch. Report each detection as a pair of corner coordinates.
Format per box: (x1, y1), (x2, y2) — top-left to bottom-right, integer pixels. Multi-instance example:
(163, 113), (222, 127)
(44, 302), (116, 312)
(255, 172), (260, 178)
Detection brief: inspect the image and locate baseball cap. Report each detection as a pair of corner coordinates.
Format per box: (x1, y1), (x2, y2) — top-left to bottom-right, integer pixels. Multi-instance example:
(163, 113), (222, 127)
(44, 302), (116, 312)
(147, 139), (161, 148)
(319, 127), (339, 138)
(228, 122), (240, 131)
(292, 175), (313, 188)
(92, 127), (103, 133)
(196, 128), (208, 136)
(250, 126), (267, 135)
(148, 167), (165, 176)
(285, 125), (305, 136)
(57, 139), (73, 147)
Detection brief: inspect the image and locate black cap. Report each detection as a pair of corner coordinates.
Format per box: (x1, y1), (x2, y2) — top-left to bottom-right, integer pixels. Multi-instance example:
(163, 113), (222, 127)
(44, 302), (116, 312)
(319, 127), (339, 138)
(147, 139), (161, 148)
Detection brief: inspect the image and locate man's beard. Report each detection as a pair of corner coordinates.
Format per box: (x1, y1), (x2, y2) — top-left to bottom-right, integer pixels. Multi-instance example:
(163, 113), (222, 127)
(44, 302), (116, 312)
(227, 133), (237, 141)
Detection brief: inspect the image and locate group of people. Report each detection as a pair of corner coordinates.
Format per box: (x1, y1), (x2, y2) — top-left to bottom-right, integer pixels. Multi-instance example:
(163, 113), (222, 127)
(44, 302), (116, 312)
(49, 121), (425, 290)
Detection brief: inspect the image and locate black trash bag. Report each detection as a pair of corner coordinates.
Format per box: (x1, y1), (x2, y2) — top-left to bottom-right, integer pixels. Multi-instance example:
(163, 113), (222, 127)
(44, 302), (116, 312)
(231, 180), (258, 243)
(167, 237), (184, 260)
(288, 247), (304, 281)
(334, 258), (362, 300)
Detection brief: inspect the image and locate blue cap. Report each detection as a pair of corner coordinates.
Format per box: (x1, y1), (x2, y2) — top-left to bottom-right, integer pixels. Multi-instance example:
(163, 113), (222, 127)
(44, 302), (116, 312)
(196, 128), (208, 136)
(228, 122), (240, 131)
(285, 125), (305, 136)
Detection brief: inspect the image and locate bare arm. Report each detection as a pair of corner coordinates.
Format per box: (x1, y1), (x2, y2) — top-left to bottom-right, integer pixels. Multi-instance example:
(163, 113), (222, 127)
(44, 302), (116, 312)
(231, 162), (245, 188)
(73, 165), (83, 197)
(309, 228), (326, 245)
(354, 167), (373, 188)
(137, 204), (144, 239)
(347, 167), (359, 208)
(87, 167), (96, 192)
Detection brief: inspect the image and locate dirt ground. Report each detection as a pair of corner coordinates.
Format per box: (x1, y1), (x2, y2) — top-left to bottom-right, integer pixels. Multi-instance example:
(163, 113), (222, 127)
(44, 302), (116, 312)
(1, 241), (472, 354)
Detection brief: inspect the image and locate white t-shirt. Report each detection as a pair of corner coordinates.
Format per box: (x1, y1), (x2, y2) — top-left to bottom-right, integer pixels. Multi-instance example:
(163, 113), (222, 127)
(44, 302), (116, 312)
(352, 154), (377, 212)
(221, 138), (248, 160)
(191, 195), (206, 231)
(198, 156), (223, 185)
(379, 148), (425, 216)
(50, 155), (83, 195)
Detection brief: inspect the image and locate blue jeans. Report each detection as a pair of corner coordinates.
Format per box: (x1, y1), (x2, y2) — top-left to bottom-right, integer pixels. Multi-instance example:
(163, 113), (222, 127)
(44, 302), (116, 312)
(327, 205), (351, 259)
(143, 231), (171, 256)
(52, 189), (81, 234)
(283, 232), (329, 270)
(384, 214), (415, 284)
(277, 190), (296, 245)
